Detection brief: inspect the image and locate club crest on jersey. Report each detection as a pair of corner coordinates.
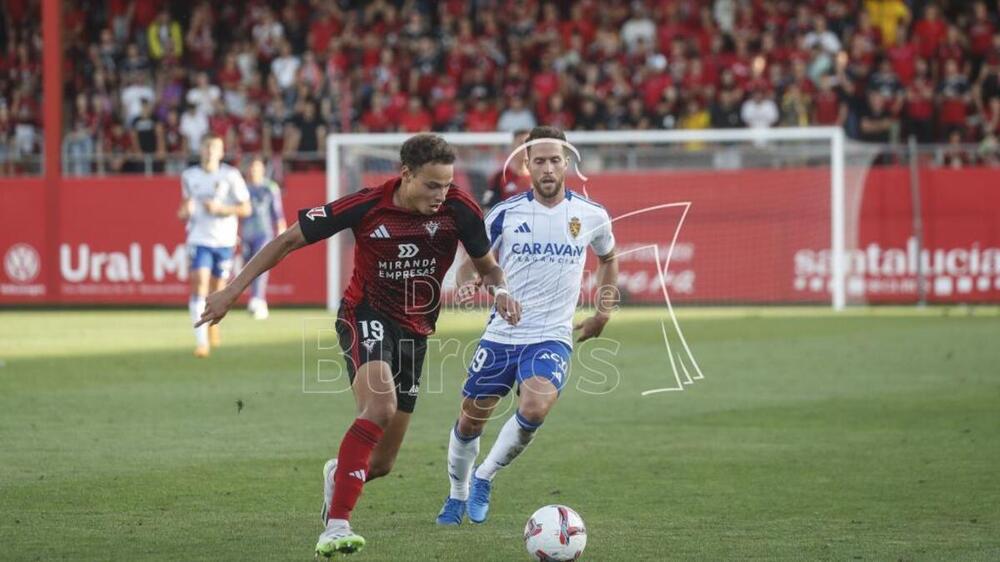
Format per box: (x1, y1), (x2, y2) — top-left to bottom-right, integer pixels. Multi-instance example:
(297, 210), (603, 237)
(361, 338), (378, 353)
(568, 217), (581, 238)
(306, 206), (327, 220)
(423, 221), (440, 238)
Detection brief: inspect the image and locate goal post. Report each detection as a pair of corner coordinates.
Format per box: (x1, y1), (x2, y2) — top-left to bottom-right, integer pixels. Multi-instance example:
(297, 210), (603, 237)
(325, 127), (850, 312)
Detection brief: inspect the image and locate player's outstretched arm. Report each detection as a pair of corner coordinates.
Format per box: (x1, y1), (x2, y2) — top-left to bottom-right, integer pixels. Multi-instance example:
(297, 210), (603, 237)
(575, 250), (619, 342)
(469, 253), (522, 326)
(195, 223), (308, 327)
(452, 251), (483, 304)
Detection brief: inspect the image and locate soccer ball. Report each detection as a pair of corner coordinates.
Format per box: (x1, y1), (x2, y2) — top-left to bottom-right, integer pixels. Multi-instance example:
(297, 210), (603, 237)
(523, 504), (587, 561)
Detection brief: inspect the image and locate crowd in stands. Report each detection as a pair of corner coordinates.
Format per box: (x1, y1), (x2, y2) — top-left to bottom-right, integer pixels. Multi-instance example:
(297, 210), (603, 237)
(3, 0), (1000, 175)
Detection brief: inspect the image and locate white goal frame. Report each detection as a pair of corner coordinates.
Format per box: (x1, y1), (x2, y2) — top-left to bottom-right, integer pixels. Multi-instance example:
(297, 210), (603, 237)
(325, 127), (847, 311)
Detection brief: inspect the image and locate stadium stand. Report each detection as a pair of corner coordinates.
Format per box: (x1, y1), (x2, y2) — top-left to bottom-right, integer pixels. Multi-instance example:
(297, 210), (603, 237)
(3, 0), (1000, 174)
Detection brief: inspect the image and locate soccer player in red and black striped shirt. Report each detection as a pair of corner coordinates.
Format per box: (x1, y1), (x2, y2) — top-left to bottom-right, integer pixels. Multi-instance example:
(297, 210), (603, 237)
(197, 134), (521, 557)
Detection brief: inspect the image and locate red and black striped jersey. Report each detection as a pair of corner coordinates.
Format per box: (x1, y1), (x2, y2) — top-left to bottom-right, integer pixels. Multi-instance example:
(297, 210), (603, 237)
(298, 177), (490, 336)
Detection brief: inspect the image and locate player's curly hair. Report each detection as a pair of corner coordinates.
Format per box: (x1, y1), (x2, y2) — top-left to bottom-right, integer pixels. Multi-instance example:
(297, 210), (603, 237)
(400, 134), (456, 171)
(524, 126), (567, 154)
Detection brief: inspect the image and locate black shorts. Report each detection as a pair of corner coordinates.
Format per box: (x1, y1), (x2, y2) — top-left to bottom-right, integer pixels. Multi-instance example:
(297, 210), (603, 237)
(336, 300), (427, 413)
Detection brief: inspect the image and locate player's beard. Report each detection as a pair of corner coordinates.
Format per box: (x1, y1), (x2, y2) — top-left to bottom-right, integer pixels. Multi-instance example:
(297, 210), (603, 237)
(533, 177), (564, 200)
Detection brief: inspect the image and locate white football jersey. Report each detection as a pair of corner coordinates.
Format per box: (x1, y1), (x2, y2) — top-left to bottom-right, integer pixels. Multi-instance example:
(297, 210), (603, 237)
(181, 163), (249, 248)
(482, 189), (615, 347)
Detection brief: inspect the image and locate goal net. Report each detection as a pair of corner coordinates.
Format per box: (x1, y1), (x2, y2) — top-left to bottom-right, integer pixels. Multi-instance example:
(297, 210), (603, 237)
(325, 128), (874, 311)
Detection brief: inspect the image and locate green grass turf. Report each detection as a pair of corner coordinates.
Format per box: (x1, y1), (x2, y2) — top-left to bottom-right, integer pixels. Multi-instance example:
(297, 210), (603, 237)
(1, 307), (999, 561)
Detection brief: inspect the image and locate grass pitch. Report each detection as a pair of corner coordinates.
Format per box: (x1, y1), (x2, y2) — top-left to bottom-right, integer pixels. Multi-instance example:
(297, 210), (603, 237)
(1, 307), (998, 561)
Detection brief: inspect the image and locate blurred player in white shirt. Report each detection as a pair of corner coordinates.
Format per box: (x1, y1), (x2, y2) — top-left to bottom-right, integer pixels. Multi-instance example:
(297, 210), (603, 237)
(178, 134), (251, 357)
(436, 126), (619, 525)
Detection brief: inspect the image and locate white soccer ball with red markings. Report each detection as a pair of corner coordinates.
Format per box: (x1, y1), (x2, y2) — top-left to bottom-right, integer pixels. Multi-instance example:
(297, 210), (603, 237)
(523, 504), (587, 561)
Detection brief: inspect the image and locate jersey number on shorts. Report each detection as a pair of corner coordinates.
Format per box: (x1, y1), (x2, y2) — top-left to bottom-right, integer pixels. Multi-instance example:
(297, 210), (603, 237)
(360, 320), (384, 341)
(470, 347), (489, 372)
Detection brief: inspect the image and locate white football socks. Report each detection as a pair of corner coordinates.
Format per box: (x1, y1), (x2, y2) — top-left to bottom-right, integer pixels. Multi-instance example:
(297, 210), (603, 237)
(190, 296), (208, 347)
(447, 422), (480, 500)
(475, 411), (540, 482)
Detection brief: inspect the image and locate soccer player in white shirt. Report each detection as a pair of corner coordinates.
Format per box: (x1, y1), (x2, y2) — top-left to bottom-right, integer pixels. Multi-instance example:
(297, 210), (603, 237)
(436, 126), (619, 525)
(178, 134), (251, 357)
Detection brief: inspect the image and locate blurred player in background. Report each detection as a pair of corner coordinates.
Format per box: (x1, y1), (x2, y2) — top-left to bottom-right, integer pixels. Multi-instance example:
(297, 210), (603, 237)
(436, 126), (619, 526)
(178, 134), (251, 357)
(481, 129), (532, 210)
(194, 134), (521, 557)
(240, 155), (286, 320)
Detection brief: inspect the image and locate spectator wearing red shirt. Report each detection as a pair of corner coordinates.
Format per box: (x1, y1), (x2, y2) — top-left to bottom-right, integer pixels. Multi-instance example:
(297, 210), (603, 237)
(324, 42), (350, 79)
(359, 93), (393, 133)
(640, 59), (673, 111)
(132, 0), (162, 32)
(903, 59), (935, 142)
(813, 74), (847, 126)
(937, 59), (971, 138)
(217, 54), (242, 93)
(967, 1), (995, 62)
(429, 76), (459, 130)
(535, 3), (562, 48)
(560, 4), (596, 47)
(236, 103), (264, 156)
(541, 94), (575, 131)
(935, 25), (968, 78)
(913, 4), (948, 60)
(185, 3), (215, 71)
(727, 37), (756, 89)
(298, 51), (325, 97)
(383, 79), (408, 123)
(105, 118), (137, 173)
(432, 97), (460, 131)
(208, 99), (235, 147)
(531, 54), (561, 105)
(398, 97), (432, 133)
(656, 8), (686, 53)
(309, 4), (342, 55)
(887, 24), (918, 85)
(464, 96), (498, 132)
(853, 11), (884, 55)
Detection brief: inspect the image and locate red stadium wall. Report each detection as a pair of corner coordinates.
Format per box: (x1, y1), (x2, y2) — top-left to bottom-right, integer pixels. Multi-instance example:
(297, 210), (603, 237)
(1, 168), (998, 305)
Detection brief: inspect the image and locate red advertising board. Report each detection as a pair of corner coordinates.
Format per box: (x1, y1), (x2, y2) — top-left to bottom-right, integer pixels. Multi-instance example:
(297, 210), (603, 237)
(1, 167), (998, 305)
(1, 174), (327, 305)
(0, 179), (48, 303)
